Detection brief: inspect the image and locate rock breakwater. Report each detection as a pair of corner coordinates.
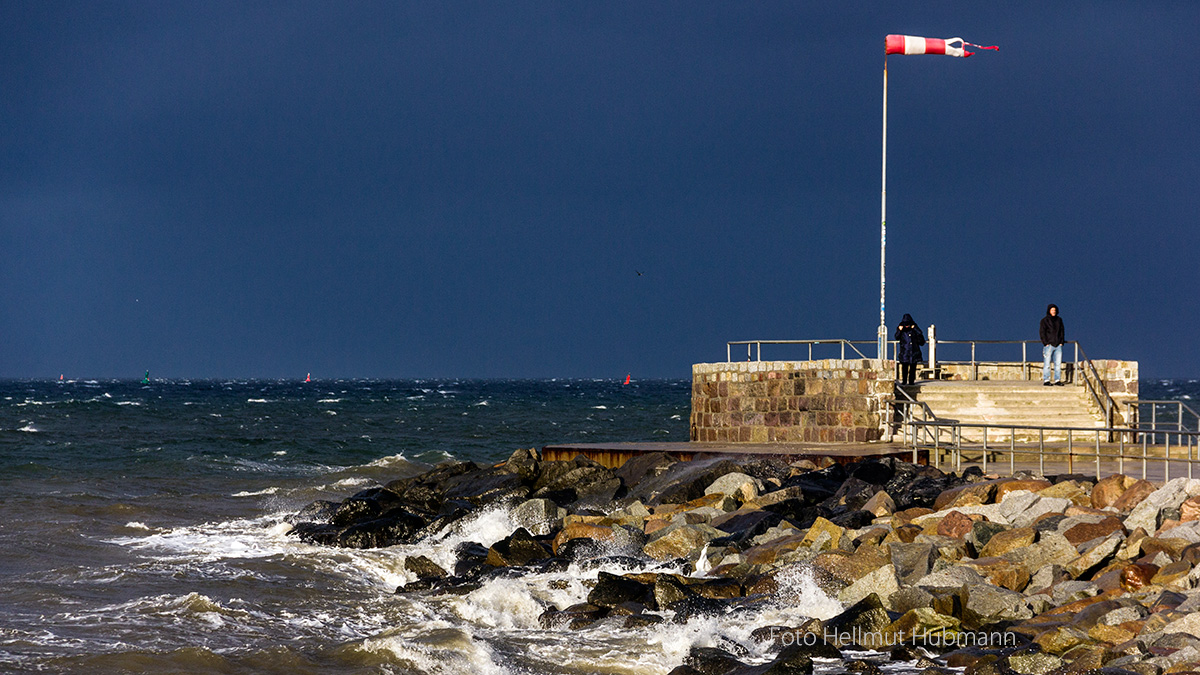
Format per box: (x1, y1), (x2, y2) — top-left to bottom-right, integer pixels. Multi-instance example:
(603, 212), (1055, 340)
(287, 450), (1200, 675)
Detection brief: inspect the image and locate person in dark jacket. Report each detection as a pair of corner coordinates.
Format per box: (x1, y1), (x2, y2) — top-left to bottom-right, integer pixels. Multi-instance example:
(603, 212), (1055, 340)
(1039, 304), (1066, 385)
(894, 314), (925, 385)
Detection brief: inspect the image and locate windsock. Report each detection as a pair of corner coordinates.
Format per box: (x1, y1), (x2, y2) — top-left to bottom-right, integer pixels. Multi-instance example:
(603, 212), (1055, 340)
(886, 35), (997, 58)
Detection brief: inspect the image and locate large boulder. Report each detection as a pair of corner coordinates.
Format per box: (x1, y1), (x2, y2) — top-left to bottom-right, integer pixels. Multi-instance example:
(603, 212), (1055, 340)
(822, 593), (892, 649)
(337, 507), (427, 548)
(329, 487), (404, 526)
(442, 466), (529, 507)
(706, 472), (765, 502)
(485, 527), (551, 567)
(628, 458), (743, 506)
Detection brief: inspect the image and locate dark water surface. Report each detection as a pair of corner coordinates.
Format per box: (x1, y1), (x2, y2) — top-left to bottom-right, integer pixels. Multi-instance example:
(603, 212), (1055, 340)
(1, 378), (1194, 673)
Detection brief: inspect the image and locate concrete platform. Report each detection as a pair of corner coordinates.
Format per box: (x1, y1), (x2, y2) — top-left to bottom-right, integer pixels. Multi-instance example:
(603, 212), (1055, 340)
(542, 441), (924, 469)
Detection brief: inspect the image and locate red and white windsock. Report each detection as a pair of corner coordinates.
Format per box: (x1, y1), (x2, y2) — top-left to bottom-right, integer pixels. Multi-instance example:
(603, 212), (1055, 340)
(886, 35), (997, 58)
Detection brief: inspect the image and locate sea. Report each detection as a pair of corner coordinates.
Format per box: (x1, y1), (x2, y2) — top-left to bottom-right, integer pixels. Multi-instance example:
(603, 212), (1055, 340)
(0, 378), (1193, 674)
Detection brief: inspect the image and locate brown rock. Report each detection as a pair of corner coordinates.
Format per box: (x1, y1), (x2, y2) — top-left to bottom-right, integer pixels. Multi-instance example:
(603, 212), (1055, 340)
(743, 534), (807, 566)
(1181, 496), (1200, 522)
(552, 522), (619, 555)
(890, 524), (923, 544)
(1089, 623), (1135, 644)
(1063, 517), (1126, 546)
(1113, 480), (1157, 513)
(800, 517), (845, 551)
(1152, 560), (1192, 587)
(1034, 626), (1093, 655)
(863, 491), (896, 517)
(812, 547), (890, 587)
(938, 511), (976, 540)
(1065, 505), (1116, 517)
(996, 479), (1053, 502)
(934, 481), (1000, 510)
(893, 507), (934, 526)
(981, 527), (1036, 558)
(964, 557), (1031, 592)
(1121, 562), (1161, 591)
(1092, 474), (1132, 510)
(1142, 537), (1192, 561)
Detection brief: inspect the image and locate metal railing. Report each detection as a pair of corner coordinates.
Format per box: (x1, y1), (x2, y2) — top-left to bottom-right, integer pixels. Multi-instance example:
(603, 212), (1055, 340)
(1125, 399), (1200, 442)
(905, 417), (1200, 481)
(725, 339), (877, 363)
(930, 339), (1078, 381)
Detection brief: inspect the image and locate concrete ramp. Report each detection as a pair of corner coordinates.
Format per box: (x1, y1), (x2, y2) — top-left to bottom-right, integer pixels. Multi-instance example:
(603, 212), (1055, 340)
(903, 379), (1106, 441)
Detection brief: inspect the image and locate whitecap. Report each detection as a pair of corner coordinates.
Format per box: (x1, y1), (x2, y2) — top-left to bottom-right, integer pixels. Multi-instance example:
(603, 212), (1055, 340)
(124, 521), (152, 530)
(473, 400), (490, 406)
(318, 398), (342, 403)
(325, 410), (338, 415)
(273, 450), (287, 456)
(116, 401), (142, 406)
(670, 414), (682, 420)
(592, 405), (608, 409)
(232, 487), (280, 497)
(18, 424), (37, 432)
(247, 398), (271, 403)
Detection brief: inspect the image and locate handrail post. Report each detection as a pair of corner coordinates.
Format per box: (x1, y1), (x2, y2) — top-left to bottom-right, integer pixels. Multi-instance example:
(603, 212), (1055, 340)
(727, 343), (731, 363)
(971, 342), (977, 380)
(1022, 341), (1027, 380)
(928, 325), (937, 376)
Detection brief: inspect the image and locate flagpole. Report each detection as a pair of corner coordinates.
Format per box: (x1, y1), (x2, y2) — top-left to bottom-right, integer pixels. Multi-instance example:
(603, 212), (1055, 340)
(878, 57), (888, 363)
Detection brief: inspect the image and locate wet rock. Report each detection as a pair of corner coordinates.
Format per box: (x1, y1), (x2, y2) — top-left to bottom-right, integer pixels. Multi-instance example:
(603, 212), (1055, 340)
(710, 509), (782, 543)
(616, 451), (678, 488)
(511, 498), (565, 536)
(442, 466), (529, 507)
(645, 524), (723, 561)
(706, 472), (764, 502)
(684, 646), (745, 675)
(822, 593), (891, 649)
(338, 507), (427, 548)
(749, 626), (841, 658)
(286, 499), (339, 524)
(330, 487), (404, 527)
(404, 555), (447, 581)
(629, 458), (743, 505)
(539, 602), (608, 629)
(624, 613), (665, 628)
(502, 447), (540, 482)
(532, 455), (622, 505)
(486, 527), (551, 567)
(588, 571), (654, 609)
(671, 595), (731, 622)
(654, 574), (697, 609)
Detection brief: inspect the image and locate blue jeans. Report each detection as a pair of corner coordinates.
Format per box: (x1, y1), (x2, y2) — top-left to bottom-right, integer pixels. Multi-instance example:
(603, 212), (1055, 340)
(1043, 344), (1062, 382)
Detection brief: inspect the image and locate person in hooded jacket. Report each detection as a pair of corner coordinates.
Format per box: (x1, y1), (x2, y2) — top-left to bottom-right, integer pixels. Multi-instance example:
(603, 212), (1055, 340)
(1040, 304), (1066, 385)
(894, 314), (925, 385)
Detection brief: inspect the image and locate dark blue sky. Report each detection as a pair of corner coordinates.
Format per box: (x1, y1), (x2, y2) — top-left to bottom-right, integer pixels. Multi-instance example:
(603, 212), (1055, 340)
(2, 3), (1196, 379)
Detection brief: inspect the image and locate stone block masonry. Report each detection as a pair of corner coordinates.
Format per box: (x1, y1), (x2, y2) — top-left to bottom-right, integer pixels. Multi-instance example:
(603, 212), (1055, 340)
(691, 360), (895, 443)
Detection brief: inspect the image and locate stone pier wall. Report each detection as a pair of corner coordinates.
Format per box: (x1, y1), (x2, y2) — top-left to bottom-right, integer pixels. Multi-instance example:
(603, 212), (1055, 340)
(690, 360), (894, 443)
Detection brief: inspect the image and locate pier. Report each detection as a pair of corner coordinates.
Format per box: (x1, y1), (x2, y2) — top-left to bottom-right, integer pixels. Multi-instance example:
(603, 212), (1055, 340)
(550, 334), (1200, 481)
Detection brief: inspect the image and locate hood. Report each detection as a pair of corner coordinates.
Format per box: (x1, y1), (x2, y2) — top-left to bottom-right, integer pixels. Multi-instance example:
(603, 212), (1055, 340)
(900, 313), (916, 326)
(1046, 304), (1059, 316)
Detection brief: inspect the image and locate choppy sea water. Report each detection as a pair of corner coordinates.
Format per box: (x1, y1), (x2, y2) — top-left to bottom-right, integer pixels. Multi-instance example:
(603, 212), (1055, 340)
(1, 378), (1195, 673)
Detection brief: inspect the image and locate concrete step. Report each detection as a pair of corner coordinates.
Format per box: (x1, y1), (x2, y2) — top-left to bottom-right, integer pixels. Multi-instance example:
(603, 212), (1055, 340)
(901, 378), (1106, 441)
